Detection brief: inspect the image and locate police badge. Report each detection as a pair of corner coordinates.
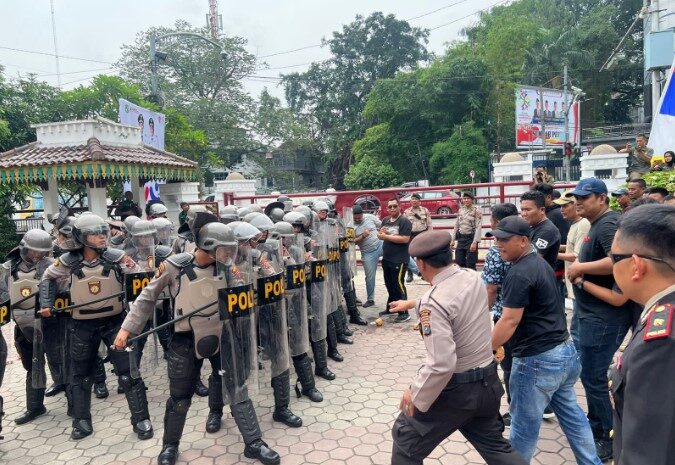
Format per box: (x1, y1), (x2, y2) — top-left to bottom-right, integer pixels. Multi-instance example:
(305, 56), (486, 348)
(20, 287), (32, 298)
(88, 280), (101, 295)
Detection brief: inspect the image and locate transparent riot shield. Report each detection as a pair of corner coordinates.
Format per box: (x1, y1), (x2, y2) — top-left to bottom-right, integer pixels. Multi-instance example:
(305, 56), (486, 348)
(125, 234), (159, 376)
(283, 233), (310, 357)
(325, 220), (341, 315)
(342, 207), (358, 277)
(309, 222), (329, 342)
(256, 239), (291, 379)
(219, 245), (258, 405)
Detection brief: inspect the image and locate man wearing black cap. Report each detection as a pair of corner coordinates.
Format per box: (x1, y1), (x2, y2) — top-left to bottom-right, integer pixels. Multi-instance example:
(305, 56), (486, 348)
(567, 177), (632, 462)
(489, 216), (602, 465)
(389, 230), (527, 465)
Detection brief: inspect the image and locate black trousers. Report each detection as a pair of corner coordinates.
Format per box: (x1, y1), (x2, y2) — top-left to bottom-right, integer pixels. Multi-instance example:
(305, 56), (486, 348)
(455, 232), (478, 270)
(391, 373), (527, 465)
(382, 260), (408, 308)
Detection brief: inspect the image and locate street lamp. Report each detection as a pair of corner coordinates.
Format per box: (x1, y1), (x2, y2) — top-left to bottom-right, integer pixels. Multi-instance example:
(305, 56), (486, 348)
(148, 31), (227, 106)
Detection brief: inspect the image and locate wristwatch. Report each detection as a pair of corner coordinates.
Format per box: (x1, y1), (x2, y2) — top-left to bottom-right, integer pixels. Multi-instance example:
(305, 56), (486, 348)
(575, 278), (585, 290)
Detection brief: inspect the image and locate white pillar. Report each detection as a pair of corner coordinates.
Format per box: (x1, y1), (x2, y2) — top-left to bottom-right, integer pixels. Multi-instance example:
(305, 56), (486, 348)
(41, 177), (60, 230)
(159, 182), (200, 224)
(87, 181), (108, 219)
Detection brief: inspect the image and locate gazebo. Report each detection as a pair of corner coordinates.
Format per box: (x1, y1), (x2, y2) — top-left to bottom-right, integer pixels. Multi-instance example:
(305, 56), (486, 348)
(0, 117), (199, 227)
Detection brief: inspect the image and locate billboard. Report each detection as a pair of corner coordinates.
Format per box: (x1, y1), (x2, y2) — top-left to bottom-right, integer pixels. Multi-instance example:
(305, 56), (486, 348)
(515, 86), (579, 149)
(118, 98), (166, 150)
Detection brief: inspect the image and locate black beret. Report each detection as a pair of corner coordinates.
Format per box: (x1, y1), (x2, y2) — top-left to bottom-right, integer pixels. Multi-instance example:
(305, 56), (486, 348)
(409, 230), (453, 259)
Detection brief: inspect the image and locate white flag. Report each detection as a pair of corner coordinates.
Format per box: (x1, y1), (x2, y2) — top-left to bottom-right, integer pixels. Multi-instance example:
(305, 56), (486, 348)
(648, 59), (675, 156)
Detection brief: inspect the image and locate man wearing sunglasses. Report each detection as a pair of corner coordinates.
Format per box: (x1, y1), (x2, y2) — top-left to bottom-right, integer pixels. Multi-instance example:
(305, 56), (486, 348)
(607, 203), (675, 465)
(566, 178), (632, 462)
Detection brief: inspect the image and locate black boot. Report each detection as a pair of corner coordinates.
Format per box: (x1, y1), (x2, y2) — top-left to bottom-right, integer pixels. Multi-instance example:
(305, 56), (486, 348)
(326, 315), (344, 361)
(159, 397), (191, 465)
(345, 290), (367, 326)
(292, 355), (323, 402)
(311, 339), (335, 380)
(45, 383), (66, 397)
(231, 400), (280, 465)
(119, 376), (153, 440)
(0, 395), (4, 440)
(194, 378), (209, 397)
(65, 384), (73, 418)
(271, 371), (302, 428)
(93, 357), (108, 398)
(94, 382), (109, 399)
(205, 375), (224, 433)
(15, 376), (46, 425)
(71, 377), (93, 439)
(334, 307), (354, 343)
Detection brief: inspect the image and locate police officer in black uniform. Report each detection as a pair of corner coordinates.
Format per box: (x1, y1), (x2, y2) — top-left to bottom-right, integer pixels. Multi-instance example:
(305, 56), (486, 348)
(607, 204), (675, 465)
(1, 229), (53, 424)
(39, 214), (154, 440)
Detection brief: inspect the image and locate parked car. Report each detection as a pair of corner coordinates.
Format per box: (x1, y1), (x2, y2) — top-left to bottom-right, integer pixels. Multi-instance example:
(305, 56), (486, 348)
(398, 190), (461, 217)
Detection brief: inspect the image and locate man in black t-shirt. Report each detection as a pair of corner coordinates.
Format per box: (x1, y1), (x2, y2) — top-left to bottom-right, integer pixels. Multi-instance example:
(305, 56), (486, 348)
(534, 184), (570, 297)
(378, 198), (413, 323)
(490, 216), (601, 464)
(520, 190), (561, 269)
(567, 178), (631, 462)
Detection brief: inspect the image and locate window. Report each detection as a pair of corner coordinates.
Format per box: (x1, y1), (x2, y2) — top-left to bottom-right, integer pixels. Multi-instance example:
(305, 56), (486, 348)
(423, 192), (442, 199)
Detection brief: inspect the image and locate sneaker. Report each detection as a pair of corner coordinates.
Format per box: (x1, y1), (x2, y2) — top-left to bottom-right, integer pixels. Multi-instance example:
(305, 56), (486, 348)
(542, 406), (555, 419)
(405, 270), (413, 283)
(362, 300), (375, 308)
(595, 439), (613, 462)
(394, 313), (411, 323)
(378, 309), (392, 316)
(502, 412), (511, 428)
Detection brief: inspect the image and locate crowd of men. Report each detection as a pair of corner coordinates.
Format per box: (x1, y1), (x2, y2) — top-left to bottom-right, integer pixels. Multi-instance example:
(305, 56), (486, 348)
(0, 196), (369, 465)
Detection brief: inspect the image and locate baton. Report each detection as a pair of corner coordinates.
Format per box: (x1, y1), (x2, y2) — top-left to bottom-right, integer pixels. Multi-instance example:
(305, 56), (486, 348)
(125, 298), (219, 346)
(8, 292), (38, 310)
(50, 291), (125, 314)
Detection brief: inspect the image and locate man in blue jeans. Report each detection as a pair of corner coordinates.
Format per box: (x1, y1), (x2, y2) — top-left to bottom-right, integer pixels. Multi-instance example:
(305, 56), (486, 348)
(567, 178), (631, 462)
(490, 216), (601, 465)
(352, 206), (382, 307)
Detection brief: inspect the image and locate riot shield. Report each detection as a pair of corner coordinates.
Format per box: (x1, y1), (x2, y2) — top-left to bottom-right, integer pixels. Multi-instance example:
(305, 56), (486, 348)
(325, 220), (341, 315)
(342, 207), (357, 277)
(309, 221), (329, 342)
(256, 239), (291, 379)
(283, 233), (310, 357)
(219, 246), (258, 405)
(125, 234), (158, 374)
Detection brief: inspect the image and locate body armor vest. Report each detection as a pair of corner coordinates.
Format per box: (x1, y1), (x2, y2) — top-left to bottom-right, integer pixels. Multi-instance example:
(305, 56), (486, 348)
(70, 263), (124, 320)
(174, 263), (225, 359)
(10, 269), (39, 337)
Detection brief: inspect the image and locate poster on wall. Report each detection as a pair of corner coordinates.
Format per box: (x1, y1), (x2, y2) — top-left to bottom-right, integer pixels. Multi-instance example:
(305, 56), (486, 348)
(118, 98), (166, 150)
(515, 86), (579, 149)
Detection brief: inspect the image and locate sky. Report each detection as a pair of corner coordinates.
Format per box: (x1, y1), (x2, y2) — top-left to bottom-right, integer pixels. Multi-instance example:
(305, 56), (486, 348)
(0, 0), (507, 103)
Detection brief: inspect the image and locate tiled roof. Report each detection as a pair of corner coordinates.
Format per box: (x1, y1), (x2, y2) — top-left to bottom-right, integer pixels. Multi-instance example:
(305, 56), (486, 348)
(0, 137), (197, 169)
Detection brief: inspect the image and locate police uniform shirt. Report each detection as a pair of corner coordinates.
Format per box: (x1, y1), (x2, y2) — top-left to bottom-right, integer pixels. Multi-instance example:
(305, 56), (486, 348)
(452, 205), (482, 243)
(609, 284), (675, 465)
(411, 264), (494, 413)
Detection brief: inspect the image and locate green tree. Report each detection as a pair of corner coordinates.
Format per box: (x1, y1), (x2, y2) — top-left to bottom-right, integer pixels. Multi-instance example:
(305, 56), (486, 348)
(344, 155), (402, 190)
(283, 12), (430, 188)
(429, 121), (489, 185)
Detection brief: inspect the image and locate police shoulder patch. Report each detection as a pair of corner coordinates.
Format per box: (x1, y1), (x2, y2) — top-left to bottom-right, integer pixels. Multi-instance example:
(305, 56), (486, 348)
(155, 262), (166, 278)
(643, 304), (674, 341)
(53, 259), (60, 267)
(419, 307), (432, 336)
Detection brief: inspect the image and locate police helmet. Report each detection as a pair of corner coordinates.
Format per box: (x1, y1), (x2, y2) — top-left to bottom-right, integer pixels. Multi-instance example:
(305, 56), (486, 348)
(148, 202), (168, 218)
(273, 221), (295, 238)
(56, 216), (79, 251)
(197, 222), (237, 251)
(294, 205), (312, 224)
(72, 214), (110, 252)
(313, 200), (329, 212)
(123, 215), (141, 234)
(248, 214), (275, 232)
(268, 207), (285, 223)
(237, 207), (253, 219)
(232, 222), (262, 242)
(130, 220), (157, 237)
(249, 204), (263, 214)
(243, 212), (262, 224)
(277, 195), (293, 212)
(152, 217), (173, 246)
(283, 211), (308, 229)
(19, 229), (53, 265)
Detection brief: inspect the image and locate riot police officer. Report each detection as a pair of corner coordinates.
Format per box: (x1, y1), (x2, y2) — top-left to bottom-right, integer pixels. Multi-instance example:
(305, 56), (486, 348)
(1, 229), (53, 424)
(220, 205), (239, 224)
(275, 219), (323, 402)
(171, 205), (206, 255)
(147, 201), (168, 220)
(247, 214), (303, 426)
(39, 214), (154, 440)
(152, 217), (174, 247)
(115, 220), (280, 465)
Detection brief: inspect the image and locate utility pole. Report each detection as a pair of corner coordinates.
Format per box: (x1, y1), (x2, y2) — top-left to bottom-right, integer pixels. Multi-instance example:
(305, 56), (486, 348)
(563, 64), (571, 182)
(50, 0), (62, 88)
(207, 0), (221, 40)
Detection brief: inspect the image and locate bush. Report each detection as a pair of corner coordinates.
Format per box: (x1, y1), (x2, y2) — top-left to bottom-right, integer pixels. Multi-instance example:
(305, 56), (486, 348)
(344, 156), (403, 190)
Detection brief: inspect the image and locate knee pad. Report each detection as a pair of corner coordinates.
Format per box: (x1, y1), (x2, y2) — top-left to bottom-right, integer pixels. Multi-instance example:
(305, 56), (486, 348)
(169, 397), (191, 415)
(118, 375), (132, 391)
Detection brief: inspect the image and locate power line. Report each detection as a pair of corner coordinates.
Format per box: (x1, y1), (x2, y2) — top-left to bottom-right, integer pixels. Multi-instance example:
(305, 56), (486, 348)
(258, 44), (322, 59)
(0, 45), (113, 65)
(429, 0), (510, 31)
(405, 0), (474, 21)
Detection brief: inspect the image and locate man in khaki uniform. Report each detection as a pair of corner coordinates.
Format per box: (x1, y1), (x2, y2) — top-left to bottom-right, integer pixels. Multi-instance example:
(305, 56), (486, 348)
(389, 230), (526, 465)
(403, 193), (433, 282)
(452, 192), (483, 270)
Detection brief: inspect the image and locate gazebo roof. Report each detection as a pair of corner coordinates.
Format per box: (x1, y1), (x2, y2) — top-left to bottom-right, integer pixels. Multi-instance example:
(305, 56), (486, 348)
(0, 118), (198, 184)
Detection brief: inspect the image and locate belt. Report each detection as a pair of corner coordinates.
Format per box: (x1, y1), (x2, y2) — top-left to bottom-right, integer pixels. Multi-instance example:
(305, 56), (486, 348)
(448, 361), (497, 384)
